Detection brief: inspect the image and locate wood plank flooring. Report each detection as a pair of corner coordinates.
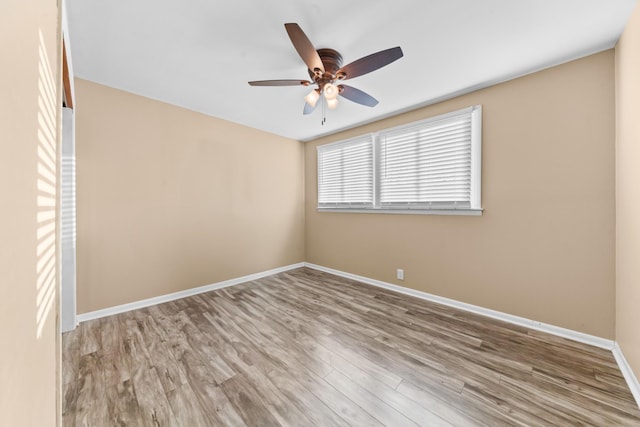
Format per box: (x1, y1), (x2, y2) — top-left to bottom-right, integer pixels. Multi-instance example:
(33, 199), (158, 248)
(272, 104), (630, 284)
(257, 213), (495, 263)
(62, 268), (640, 426)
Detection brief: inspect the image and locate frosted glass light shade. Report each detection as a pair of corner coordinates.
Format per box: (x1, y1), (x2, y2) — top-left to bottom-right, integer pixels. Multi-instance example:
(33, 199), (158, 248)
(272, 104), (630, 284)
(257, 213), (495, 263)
(305, 89), (320, 107)
(323, 83), (339, 100)
(326, 98), (338, 109)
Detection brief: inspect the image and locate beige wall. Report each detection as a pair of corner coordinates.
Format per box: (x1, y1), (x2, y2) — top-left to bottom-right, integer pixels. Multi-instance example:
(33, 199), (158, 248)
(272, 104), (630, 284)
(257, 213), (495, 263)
(616, 4), (640, 384)
(305, 51), (616, 338)
(0, 0), (60, 425)
(75, 79), (305, 314)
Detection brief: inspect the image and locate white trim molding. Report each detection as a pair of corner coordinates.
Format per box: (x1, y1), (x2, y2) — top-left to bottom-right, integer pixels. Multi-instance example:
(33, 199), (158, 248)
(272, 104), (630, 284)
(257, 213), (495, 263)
(304, 263), (640, 409)
(74, 260), (639, 409)
(316, 208), (483, 216)
(76, 263), (305, 323)
(613, 342), (640, 408)
(304, 263), (614, 350)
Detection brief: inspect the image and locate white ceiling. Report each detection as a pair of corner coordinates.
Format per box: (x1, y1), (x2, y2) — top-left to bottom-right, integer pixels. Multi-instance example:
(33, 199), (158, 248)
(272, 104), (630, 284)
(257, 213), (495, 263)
(66, 0), (636, 141)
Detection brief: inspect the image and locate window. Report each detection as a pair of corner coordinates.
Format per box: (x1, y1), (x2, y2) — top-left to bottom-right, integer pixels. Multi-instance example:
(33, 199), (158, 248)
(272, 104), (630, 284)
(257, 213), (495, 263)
(317, 105), (482, 215)
(317, 136), (374, 207)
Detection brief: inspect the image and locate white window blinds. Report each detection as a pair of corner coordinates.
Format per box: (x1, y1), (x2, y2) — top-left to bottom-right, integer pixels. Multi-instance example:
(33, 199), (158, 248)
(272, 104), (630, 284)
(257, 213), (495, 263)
(317, 136), (374, 207)
(379, 109), (475, 209)
(316, 105), (481, 214)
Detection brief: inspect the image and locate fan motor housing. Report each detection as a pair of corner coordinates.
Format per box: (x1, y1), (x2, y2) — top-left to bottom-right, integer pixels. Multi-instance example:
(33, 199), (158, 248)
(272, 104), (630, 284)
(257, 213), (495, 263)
(309, 48), (343, 80)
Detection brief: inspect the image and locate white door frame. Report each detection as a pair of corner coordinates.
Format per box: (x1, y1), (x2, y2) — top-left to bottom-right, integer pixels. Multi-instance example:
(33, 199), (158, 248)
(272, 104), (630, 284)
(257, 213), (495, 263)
(60, 0), (77, 332)
(60, 107), (76, 332)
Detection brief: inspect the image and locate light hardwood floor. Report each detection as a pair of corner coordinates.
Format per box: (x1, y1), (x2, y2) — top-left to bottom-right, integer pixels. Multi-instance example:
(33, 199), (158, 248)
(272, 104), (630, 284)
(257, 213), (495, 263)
(62, 268), (640, 426)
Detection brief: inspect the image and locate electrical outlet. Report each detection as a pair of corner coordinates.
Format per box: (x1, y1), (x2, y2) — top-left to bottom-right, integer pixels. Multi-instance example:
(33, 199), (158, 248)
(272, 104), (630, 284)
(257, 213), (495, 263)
(397, 269), (404, 280)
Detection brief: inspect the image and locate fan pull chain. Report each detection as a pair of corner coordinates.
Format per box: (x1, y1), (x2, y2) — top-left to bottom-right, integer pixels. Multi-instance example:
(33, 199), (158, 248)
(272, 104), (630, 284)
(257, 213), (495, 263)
(321, 95), (326, 125)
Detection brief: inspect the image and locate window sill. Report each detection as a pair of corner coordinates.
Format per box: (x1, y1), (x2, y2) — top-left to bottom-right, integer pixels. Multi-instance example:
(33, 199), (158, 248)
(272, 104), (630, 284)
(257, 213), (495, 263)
(316, 208), (483, 216)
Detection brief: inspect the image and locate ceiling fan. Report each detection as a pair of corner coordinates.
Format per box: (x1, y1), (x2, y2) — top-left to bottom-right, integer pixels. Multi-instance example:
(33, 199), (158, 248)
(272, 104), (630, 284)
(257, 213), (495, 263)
(249, 23), (403, 116)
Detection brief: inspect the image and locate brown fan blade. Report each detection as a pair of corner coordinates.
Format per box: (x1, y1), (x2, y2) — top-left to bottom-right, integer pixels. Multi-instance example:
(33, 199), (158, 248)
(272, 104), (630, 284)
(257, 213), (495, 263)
(248, 80), (311, 86)
(284, 23), (324, 73)
(337, 47), (403, 80)
(339, 85), (379, 107)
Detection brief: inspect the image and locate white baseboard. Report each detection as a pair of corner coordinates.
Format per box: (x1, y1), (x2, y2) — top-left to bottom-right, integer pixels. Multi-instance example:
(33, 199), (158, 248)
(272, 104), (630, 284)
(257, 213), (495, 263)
(75, 261), (613, 350)
(613, 342), (640, 408)
(304, 262), (640, 409)
(303, 262), (615, 350)
(76, 262), (306, 323)
(74, 260), (639, 409)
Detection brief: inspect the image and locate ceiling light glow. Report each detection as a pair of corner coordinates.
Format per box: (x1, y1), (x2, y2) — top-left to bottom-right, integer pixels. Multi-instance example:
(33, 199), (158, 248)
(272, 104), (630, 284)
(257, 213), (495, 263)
(323, 83), (339, 100)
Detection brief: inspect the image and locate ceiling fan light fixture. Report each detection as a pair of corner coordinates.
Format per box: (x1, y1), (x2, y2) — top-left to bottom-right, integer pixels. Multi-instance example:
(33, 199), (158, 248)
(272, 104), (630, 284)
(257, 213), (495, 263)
(323, 83), (339, 100)
(305, 89), (320, 107)
(248, 23), (404, 122)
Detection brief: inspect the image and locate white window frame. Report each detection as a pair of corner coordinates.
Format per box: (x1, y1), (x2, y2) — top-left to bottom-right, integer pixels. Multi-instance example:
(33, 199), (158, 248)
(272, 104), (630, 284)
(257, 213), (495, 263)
(316, 134), (375, 208)
(317, 105), (482, 216)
